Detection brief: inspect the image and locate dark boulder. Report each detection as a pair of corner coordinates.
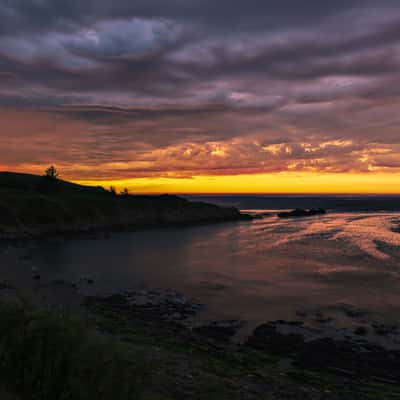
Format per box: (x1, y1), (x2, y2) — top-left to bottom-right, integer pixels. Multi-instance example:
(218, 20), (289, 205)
(278, 208), (326, 218)
(246, 323), (305, 355)
(194, 320), (246, 342)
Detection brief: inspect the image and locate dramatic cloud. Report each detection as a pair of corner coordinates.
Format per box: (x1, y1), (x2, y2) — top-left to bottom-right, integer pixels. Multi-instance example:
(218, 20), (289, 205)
(1, 1), (400, 190)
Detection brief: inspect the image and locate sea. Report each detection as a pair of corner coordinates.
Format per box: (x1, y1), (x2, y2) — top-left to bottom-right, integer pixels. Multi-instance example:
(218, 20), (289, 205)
(2, 195), (400, 343)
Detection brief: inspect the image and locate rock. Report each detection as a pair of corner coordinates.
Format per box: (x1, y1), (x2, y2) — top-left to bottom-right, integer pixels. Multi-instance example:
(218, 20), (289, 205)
(194, 320), (246, 342)
(246, 323), (305, 354)
(314, 314), (334, 324)
(296, 337), (400, 381)
(345, 308), (366, 318)
(372, 323), (397, 336)
(86, 290), (203, 325)
(0, 281), (13, 290)
(277, 208), (326, 218)
(51, 279), (77, 289)
(354, 326), (368, 335)
(287, 321), (304, 326)
(296, 309), (308, 318)
(169, 312), (184, 320)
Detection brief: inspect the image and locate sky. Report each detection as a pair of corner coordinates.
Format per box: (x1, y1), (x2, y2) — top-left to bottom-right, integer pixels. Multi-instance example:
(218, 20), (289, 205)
(2, 0), (400, 193)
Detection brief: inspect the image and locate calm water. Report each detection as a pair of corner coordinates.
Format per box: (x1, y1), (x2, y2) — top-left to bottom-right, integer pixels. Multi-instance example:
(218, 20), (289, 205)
(2, 211), (400, 330)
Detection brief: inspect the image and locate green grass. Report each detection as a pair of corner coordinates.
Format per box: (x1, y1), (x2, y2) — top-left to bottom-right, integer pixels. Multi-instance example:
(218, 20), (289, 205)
(0, 303), (146, 400)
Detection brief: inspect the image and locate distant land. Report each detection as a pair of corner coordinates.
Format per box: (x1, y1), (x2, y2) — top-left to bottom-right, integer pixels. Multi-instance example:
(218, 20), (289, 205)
(184, 194), (400, 212)
(0, 172), (249, 239)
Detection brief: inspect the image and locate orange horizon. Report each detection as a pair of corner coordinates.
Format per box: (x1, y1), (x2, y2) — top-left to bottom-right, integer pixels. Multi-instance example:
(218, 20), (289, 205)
(3, 168), (400, 195)
(73, 171), (400, 195)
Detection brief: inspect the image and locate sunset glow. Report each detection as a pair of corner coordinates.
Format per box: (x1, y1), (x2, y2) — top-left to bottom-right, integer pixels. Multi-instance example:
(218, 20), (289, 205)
(76, 172), (400, 195)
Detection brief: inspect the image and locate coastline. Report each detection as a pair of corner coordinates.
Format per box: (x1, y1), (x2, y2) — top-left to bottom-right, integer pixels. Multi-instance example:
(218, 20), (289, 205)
(1, 173), (400, 398)
(0, 212), (251, 241)
(0, 271), (399, 399)
(0, 172), (251, 241)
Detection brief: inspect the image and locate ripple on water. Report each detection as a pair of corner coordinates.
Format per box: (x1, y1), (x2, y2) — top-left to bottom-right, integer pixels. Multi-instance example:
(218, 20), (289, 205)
(260, 213), (400, 260)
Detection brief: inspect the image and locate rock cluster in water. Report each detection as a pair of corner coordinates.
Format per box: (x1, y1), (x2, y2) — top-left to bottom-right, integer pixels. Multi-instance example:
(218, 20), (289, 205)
(278, 208), (326, 218)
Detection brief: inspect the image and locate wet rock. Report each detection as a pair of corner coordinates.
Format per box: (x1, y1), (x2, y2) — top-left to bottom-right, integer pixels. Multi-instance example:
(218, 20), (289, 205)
(278, 208), (326, 218)
(344, 308), (366, 318)
(372, 323), (397, 336)
(0, 281), (14, 290)
(287, 320), (304, 326)
(169, 312), (184, 321)
(295, 309), (308, 318)
(81, 278), (95, 285)
(354, 327), (368, 336)
(246, 323), (305, 355)
(51, 279), (78, 289)
(296, 337), (400, 381)
(322, 303), (369, 319)
(314, 314), (334, 324)
(194, 320), (246, 342)
(274, 320), (303, 326)
(86, 289), (204, 324)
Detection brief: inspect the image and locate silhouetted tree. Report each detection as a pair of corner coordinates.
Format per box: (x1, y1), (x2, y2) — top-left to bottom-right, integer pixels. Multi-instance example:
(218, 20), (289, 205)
(40, 166), (60, 194)
(44, 166), (59, 180)
(121, 188), (129, 197)
(109, 186), (117, 195)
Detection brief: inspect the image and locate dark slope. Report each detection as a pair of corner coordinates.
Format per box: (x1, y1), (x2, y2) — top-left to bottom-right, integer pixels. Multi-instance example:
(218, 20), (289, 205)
(0, 172), (250, 238)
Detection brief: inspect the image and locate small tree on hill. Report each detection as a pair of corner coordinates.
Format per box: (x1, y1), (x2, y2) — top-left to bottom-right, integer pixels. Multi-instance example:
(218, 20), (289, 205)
(40, 165), (60, 194)
(109, 186), (117, 195)
(44, 166), (59, 180)
(121, 188), (129, 197)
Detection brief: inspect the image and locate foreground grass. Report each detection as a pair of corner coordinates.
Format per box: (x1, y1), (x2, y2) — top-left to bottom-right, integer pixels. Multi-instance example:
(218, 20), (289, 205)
(0, 299), (400, 399)
(0, 302), (146, 400)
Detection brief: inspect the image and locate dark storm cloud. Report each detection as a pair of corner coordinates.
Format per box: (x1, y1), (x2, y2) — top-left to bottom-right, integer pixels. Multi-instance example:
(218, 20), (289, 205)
(2, 0), (400, 179)
(0, 0), (381, 35)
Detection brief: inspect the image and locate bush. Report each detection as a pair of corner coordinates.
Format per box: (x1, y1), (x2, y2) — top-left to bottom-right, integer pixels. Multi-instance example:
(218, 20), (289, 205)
(44, 166), (59, 180)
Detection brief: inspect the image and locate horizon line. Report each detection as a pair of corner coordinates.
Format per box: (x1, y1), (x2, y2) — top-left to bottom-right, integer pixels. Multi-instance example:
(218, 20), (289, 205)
(135, 192), (400, 196)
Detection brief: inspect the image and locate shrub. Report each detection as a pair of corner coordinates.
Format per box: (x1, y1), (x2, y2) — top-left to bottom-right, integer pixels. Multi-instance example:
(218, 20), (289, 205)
(44, 166), (59, 180)
(120, 188), (129, 197)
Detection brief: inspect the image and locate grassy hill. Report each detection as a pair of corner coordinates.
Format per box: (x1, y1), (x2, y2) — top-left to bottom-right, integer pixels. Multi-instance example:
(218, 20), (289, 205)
(0, 172), (248, 238)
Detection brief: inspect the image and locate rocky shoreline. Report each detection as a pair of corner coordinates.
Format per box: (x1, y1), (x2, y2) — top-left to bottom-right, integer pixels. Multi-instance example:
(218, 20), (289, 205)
(86, 289), (400, 380)
(0, 271), (400, 398)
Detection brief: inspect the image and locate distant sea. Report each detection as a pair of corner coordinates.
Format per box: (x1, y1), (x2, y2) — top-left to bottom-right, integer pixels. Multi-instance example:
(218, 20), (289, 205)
(184, 195), (400, 212)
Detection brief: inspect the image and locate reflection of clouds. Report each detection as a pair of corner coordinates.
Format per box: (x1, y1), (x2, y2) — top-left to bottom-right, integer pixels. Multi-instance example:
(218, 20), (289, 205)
(332, 215), (400, 260)
(262, 213), (400, 260)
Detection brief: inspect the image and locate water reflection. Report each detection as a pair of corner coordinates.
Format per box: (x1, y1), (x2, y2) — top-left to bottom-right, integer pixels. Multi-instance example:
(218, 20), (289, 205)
(2, 212), (400, 325)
